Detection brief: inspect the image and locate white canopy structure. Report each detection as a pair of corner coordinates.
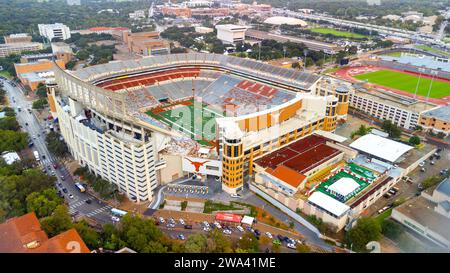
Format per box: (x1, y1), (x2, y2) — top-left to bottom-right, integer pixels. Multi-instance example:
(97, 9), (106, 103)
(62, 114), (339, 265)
(264, 16), (308, 26)
(308, 191), (350, 217)
(241, 215), (255, 226)
(328, 177), (360, 197)
(349, 134), (413, 163)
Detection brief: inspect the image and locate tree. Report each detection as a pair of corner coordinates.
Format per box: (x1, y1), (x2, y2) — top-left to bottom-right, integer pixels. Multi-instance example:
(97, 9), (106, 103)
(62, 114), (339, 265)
(26, 188), (63, 218)
(73, 219), (102, 249)
(381, 219), (403, 240)
(184, 234), (207, 253)
(346, 217), (382, 252)
(296, 243), (311, 253)
(40, 205), (73, 237)
(46, 131), (69, 157)
(237, 232), (259, 253)
(206, 229), (233, 253)
(32, 98), (48, 110)
(35, 83), (47, 99)
(422, 175), (443, 189)
(0, 130), (28, 153)
(381, 120), (401, 139)
(409, 135), (421, 146)
(1, 107), (16, 117)
(0, 116), (20, 131)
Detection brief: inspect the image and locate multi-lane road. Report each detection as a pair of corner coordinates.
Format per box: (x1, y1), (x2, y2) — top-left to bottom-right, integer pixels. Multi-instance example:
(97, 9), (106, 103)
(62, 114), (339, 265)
(1, 78), (113, 224)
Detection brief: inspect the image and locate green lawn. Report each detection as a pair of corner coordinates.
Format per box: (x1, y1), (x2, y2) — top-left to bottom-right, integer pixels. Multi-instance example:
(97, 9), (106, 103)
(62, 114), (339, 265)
(310, 27), (367, 39)
(353, 70), (450, 99)
(0, 70), (11, 79)
(375, 208), (392, 225)
(415, 45), (450, 57)
(146, 99), (223, 146)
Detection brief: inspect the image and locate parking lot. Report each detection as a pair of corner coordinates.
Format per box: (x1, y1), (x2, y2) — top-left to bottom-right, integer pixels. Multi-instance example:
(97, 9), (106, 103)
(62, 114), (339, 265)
(366, 148), (449, 217)
(145, 210), (311, 253)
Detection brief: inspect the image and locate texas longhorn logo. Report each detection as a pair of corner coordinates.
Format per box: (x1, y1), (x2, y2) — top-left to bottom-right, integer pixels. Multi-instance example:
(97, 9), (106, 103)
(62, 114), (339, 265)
(186, 158), (210, 172)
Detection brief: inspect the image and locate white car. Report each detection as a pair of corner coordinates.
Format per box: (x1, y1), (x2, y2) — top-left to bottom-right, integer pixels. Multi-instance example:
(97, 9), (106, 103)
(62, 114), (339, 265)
(179, 218), (185, 225)
(236, 225), (244, 232)
(111, 216), (120, 222)
(265, 232), (273, 239)
(230, 193), (241, 198)
(419, 161), (425, 167)
(203, 221), (210, 228)
(223, 229), (232, 235)
(203, 226), (210, 232)
(159, 217), (165, 224)
(287, 243), (296, 249)
(214, 221), (222, 229)
(68, 194), (74, 199)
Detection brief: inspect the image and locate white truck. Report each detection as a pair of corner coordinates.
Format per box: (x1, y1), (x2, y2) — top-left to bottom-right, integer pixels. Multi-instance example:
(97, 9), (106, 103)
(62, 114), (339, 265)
(33, 151), (40, 162)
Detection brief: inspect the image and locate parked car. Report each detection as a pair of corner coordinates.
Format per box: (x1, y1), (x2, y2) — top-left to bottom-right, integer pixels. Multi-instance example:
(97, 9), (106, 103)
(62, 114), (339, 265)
(388, 189), (397, 195)
(254, 229), (261, 236)
(178, 234), (186, 240)
(68, 194), (74, 199)
(236, 225), (244, 232)
(203, 226), (210, 232)
(223, 229), (232, 235)
(158, 217), (165, 224)
(430, 161), (435, 165)
(111, 216), (120, 222)
(272, 239), (282, 246)
(203, 221), (210, 228)
(85, 199), (92, 204)
(277, 235), (284, 241)
(420, 168), (426, 173)
(214, 221), (222, 229)
(265, 232), (273, 239)
(184, 225), (192, 229)
(62, 188), (68, 193)
(287, 243), (296, 249)
(179, 218), (185, 225)
(418, 161), (425, 167)
(418, 183), (424, 190)
(383, 193), (391, 198)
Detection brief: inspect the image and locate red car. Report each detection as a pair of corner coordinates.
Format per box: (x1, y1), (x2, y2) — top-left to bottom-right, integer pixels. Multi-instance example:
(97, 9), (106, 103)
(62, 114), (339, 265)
(53, 163), (58, 169)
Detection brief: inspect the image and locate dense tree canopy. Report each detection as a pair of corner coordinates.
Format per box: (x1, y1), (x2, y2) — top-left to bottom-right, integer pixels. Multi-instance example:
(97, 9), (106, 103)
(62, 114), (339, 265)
(346, 217), (382, 252)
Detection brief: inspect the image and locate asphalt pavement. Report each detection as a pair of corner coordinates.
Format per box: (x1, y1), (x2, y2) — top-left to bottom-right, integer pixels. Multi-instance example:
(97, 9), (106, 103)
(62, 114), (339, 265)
(2, 79), (114, 225)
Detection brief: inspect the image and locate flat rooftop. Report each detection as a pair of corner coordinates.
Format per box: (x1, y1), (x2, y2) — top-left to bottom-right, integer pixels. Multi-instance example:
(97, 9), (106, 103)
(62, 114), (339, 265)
(421, 105), (450, 123)
(352, 85), (438, 113)
(394, 196), (450, 242)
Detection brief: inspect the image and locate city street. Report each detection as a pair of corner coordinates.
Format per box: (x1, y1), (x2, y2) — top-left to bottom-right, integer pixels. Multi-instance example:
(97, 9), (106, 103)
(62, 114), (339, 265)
(2, 79), (114, 225)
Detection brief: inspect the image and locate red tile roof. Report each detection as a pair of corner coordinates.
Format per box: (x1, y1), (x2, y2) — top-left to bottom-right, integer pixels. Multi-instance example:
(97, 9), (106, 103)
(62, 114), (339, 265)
(0, 212), (90, 253)
(266, 165), (306, 188)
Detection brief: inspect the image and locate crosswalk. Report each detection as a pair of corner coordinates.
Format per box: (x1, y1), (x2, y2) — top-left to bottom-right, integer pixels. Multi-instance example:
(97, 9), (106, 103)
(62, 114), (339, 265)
(68, 198), (112, 218)
(85, 205), (113, 217)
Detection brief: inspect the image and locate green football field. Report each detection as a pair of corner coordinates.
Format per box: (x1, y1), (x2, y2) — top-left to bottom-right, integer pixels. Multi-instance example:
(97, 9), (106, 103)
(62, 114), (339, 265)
(146, 100), (224, 146)
(353, 70), (450, 99)
(310, 27), (367, 39)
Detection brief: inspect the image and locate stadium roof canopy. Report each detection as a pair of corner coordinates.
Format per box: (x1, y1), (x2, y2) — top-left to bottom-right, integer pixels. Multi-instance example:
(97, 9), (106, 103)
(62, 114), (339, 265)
(328, 177), (360, 197)
(349, 134), (413, 163)
(264, 16), (308, 26)
(308, 191), (350, 217)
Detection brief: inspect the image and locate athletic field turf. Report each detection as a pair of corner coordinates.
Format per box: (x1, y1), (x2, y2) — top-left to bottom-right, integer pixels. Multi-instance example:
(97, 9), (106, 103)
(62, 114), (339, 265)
(316, 170), (371, 203)
(310, 27), (367, 39)
(146, 99), (223, 146)
(353, 70), (450, 99)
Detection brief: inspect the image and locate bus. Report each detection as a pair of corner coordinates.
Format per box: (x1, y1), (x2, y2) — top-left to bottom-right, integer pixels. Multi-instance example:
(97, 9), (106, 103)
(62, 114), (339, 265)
(111, 208), (127, 217)
(75, 182), (86, 193)
(33, 151), (40, 161)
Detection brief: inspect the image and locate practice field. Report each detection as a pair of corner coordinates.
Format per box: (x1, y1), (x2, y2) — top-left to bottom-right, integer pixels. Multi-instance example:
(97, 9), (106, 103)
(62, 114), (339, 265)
(353, 70), (450, 99)
(146, 99), (223, 146)
(316, 165), (374, 202)
(310, 27), (367, 39)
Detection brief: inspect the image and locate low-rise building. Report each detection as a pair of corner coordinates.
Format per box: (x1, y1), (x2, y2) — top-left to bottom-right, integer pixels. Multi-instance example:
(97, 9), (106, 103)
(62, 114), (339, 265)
(1, 151), (20, 165)
(4, 33), (32, 44)
(123, 31), (170, 56)
(14, 59), (65, 91)
(215, 24), (248, 45)
(0, 42), (44, 58)
(391, 178), (450, 249)
(161, 6), (192, 17)
(0, 212), (90, 253)
(38, 23), (71, 41)
(418, 105), (450, 136)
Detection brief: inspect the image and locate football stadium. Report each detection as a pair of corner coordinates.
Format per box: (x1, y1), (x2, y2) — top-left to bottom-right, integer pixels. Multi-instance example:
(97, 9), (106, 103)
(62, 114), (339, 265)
(51, 53), (349, 201)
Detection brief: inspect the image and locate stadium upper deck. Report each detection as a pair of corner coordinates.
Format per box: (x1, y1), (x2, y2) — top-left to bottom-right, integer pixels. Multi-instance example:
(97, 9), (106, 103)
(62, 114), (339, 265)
(70, 53), (320, 92)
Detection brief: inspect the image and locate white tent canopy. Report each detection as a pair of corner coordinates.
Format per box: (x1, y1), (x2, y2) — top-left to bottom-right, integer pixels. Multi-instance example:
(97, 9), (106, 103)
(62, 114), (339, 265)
(349, 134), (413, 163)
(328, 177), (360, 197)
(308, 191), (350, 217)
(241, 215), (255, 226)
